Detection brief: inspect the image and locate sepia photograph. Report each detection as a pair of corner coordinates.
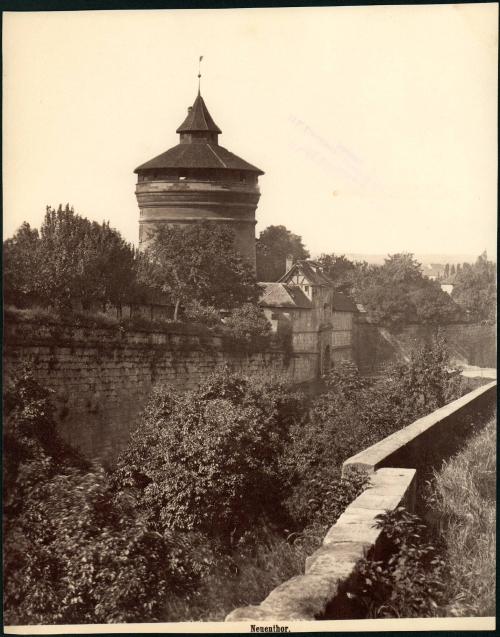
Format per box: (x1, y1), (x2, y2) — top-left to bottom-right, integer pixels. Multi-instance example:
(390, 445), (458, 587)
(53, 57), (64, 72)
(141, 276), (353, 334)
(2, 3), (497, 633)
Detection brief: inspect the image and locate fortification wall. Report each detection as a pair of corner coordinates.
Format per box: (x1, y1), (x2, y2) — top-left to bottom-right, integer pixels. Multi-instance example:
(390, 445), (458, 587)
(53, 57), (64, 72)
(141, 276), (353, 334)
(4, 319), (317, 462)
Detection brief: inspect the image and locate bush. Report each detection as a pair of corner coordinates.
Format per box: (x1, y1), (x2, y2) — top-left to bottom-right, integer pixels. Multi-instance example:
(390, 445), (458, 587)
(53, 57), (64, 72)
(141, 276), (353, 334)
(183, 299), (222, 326)
(3, 368), (208, 624)
(351, 507), (447, 618)
(223, 303), (272, 340)
(113, 368), (307, 546)
(283, 345), (466, 528)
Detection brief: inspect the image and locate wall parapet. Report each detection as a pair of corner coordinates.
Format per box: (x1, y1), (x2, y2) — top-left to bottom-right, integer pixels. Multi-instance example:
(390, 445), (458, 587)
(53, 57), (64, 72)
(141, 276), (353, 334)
(226, 468), (416, 622)
(342, 381), (496, 476)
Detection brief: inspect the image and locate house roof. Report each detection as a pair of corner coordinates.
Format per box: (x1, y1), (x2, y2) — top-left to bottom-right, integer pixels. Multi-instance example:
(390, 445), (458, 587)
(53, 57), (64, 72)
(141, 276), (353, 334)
(279, 260), (334, 286)
(134, 142), (264, 174)
(332, 292), (358, 312)
(258, 283), (312, 309)
(176, 93), (222, 134)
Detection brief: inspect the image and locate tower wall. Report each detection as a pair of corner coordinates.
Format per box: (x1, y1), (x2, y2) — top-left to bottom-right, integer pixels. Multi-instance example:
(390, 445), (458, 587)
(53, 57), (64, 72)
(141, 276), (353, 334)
(136, 178), (260, 267)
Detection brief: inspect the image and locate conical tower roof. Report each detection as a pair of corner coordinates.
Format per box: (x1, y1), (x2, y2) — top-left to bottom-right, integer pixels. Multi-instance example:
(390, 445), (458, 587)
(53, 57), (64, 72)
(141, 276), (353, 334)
(176, 93), (222, 134)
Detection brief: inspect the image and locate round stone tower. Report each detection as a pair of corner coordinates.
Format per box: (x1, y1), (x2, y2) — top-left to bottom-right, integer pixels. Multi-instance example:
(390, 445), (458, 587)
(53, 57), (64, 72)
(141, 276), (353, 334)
(134, 90), (264, 268)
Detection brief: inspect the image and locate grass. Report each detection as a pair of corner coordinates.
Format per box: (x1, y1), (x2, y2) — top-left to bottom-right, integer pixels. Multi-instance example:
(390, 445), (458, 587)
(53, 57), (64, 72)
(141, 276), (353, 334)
(429, 416), (496, 617)
(162, 529), (323, 622)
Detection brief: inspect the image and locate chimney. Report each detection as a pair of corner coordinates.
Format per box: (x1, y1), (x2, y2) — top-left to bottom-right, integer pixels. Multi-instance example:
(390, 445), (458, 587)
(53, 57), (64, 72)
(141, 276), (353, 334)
(285, 254), (294, 272)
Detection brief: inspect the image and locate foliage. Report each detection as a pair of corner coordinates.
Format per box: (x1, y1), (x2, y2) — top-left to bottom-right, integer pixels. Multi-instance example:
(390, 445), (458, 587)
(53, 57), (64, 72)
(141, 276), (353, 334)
(183, 299), (222, 326)
(3, 368), (208, 624)
(3, 222), (41, 306)
(318, 252), (463, 326)
(3, 205), (138, 311)
(162, 526), (317, 622)
(317, 253), (357, 293)
(139, 222), (259, 319)
(451, 251), (496, 323)
(385, 334), (464, 421)
(283, 343), (466, 528)
(256, 225), (310, 281)
(352, 254), (462, 326)
(352, 507), (448, 618)
(223, 303), (272, 340)
(425, 417), (496, 616)
(113, 368), (307, 546)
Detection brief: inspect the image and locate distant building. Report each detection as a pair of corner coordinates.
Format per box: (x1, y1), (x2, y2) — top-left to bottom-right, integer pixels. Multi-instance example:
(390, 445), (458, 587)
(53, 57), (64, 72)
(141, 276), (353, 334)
(259, 260), (357, 374)
(440, 283), (454, 295)
(422, 263), (446, 281)
(134, 90), (264, 268)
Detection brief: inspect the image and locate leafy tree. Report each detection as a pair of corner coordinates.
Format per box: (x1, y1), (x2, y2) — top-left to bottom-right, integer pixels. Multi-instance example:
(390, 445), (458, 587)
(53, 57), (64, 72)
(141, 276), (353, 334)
(317, 253), (357, 293)
(223, 303), (271, 341)
(113, 368), (306, 545)
(139, 222), (259, 320)
(352, 253), (461, 326)
(4, 205), (137, 311)
(3, 222), (41, 306)
(409, 283), (461, 324)
(255, 225), (310, 281)
(3, 368), (207, 624)
(452, 252), (496, 323)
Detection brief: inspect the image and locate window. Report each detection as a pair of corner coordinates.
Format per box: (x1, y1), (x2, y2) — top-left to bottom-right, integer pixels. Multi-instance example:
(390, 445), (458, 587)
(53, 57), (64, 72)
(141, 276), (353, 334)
(304, 285), (309, 293)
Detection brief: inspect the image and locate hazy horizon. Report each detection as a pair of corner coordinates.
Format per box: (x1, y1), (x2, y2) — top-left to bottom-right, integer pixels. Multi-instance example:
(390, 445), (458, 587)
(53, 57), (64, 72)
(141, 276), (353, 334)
(3, 5), (498, 257)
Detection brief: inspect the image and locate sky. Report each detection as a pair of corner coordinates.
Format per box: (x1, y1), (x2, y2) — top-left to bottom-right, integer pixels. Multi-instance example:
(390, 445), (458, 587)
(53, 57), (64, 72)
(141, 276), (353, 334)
(3, 4), (498, 259)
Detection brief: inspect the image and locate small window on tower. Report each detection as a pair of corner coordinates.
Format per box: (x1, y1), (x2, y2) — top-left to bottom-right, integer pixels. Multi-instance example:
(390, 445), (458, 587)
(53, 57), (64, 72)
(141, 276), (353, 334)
(304, 285), (310, 294)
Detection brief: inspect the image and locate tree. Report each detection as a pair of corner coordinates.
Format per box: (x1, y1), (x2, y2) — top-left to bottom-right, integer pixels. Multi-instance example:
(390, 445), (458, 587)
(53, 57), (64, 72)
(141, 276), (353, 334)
(3, 367), (205, 624)
(113, 368), (306, 545)
(317, 253), (357, 293)
(450, 264), (456, 277)
(382, 253), (423, 284)
(255, 225), (309, 282)
(452, 252), (496, 322)
(37, 205), (137, 310)
(139, 222), (259, 320)
(5, 205), (137, 311)
(3, 222), (41, 306)
(352, 253), (461, 326)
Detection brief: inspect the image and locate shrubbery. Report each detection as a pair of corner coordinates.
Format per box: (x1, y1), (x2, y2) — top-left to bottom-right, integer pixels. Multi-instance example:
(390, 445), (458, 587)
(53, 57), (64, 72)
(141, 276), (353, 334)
(4, 337), (473, 623)
(3, 369), (209, 624)
(350, 507), (447, 618)
(113, 368), (306, 545)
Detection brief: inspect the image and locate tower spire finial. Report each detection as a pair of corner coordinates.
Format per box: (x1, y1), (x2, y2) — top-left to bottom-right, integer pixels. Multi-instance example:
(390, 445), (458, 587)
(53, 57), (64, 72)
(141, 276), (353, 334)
(198, 55), (203, 94)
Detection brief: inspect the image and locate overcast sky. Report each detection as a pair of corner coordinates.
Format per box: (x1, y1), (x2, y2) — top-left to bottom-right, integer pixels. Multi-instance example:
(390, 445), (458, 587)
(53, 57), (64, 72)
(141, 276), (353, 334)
(3, 4), (498, 259)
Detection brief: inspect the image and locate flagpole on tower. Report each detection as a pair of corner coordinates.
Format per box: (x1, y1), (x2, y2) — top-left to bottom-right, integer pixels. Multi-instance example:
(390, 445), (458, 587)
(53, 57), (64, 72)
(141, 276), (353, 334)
(198, 55), (203, 94)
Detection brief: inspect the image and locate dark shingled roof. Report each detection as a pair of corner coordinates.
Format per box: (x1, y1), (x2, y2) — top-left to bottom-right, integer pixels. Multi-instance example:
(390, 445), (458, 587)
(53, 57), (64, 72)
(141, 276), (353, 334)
(176, 93), (222, 134)
(331, 292), (358, 313)
(258, 283), (313, 309)
(134, 143), (264, 174)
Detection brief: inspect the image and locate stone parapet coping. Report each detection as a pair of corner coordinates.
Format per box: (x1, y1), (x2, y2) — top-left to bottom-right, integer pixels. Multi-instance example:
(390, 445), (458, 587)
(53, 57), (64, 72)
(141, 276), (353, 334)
(225, 468), (416, 623)
(342, 381), (496, 475)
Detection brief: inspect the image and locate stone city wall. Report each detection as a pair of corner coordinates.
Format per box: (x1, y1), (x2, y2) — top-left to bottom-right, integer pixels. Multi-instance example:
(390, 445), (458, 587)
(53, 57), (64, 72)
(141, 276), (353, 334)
(4, 318), (317, 462)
